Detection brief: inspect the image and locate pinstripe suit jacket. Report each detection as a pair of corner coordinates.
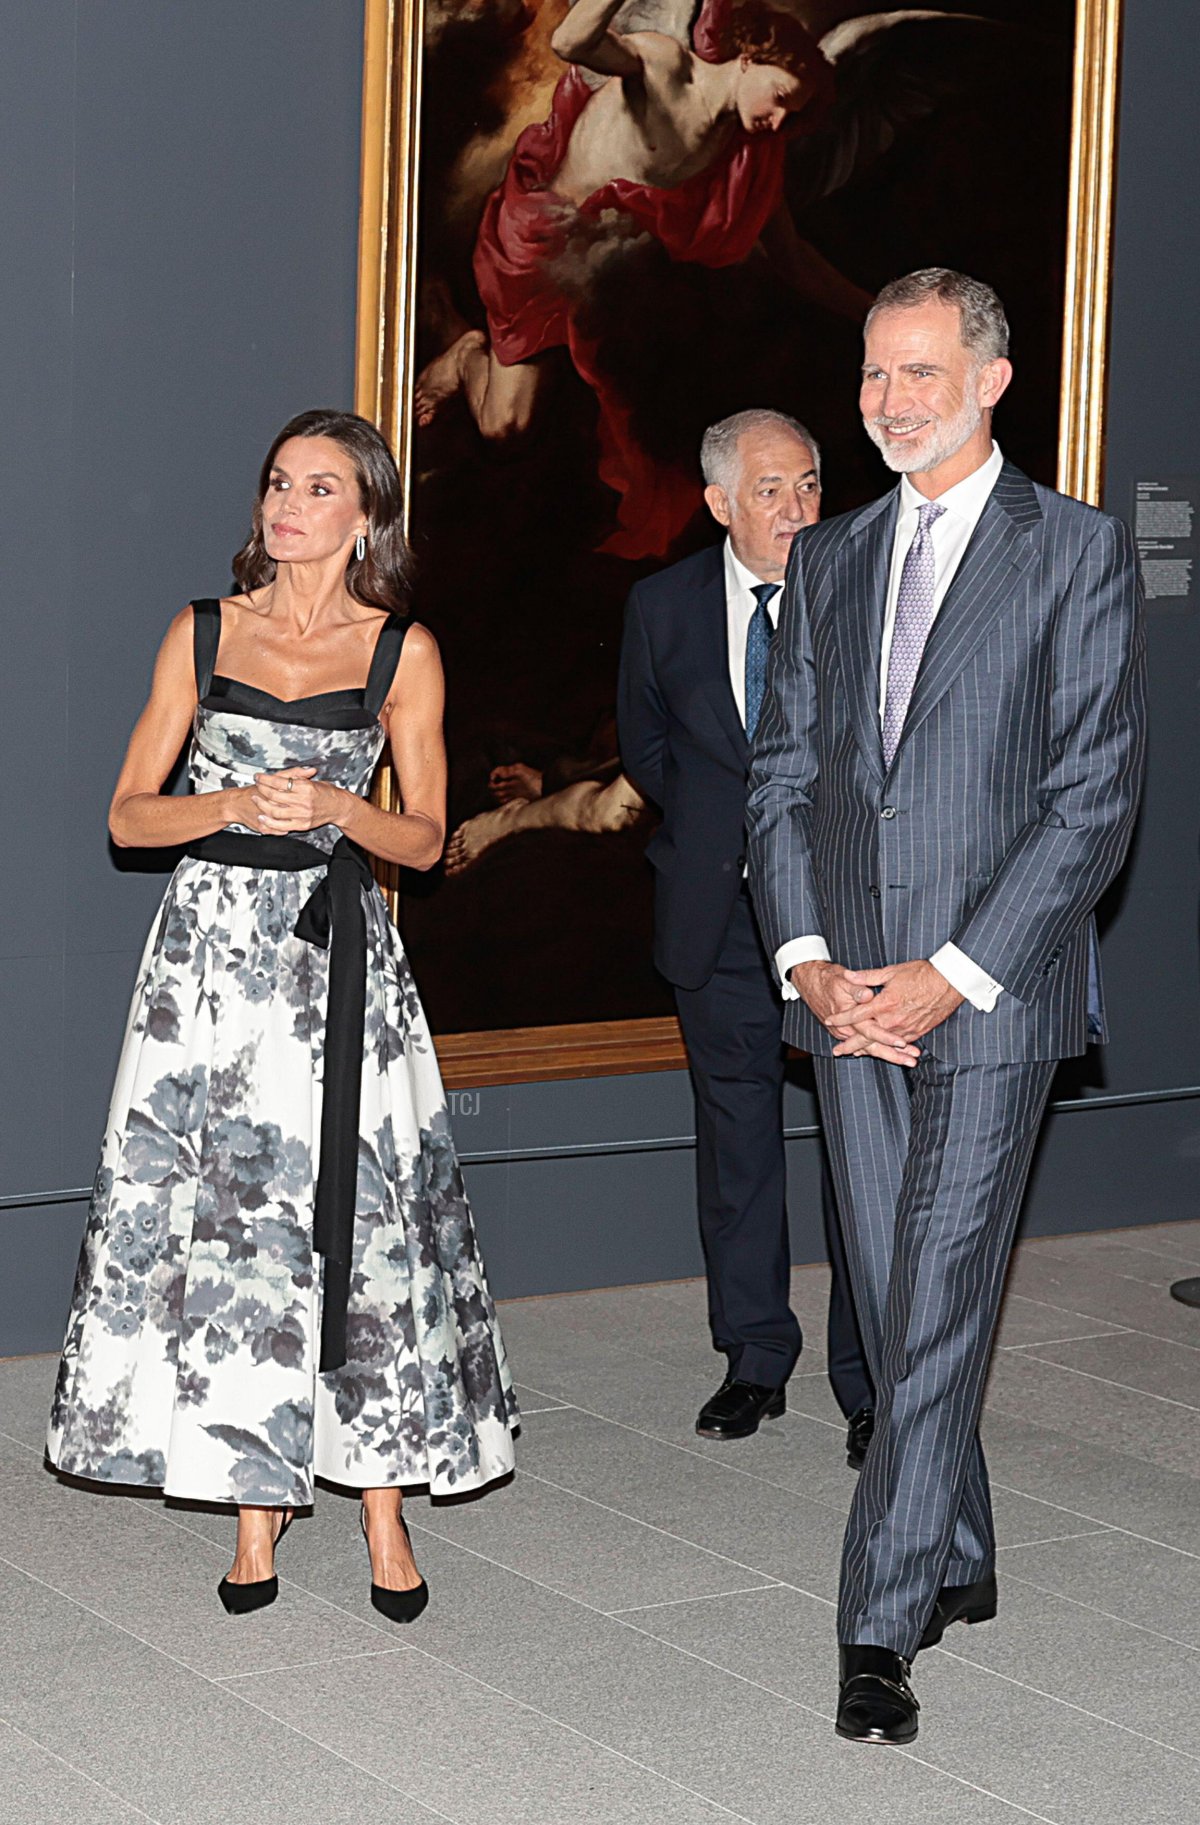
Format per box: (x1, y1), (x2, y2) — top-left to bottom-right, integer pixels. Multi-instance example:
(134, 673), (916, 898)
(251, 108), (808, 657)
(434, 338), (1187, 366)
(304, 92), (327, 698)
(746, 462), (1147, 1065)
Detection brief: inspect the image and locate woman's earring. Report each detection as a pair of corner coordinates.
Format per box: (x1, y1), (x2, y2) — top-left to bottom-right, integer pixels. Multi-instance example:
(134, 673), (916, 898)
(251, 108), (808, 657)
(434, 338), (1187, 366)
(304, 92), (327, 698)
(355, 533), (367, 562)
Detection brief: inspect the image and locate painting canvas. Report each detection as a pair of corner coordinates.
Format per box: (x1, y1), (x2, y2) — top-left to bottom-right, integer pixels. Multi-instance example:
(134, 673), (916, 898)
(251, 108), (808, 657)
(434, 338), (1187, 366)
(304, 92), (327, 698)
(373, 0), (1091, 1045)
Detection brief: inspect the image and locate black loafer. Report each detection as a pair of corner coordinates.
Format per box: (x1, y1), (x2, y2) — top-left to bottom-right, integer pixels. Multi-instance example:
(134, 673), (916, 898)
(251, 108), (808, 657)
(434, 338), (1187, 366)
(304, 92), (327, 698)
(919, 1571), (997, 1649)
(836, 1644), (919, 1744)
(846, 1405), (874, 1471)
(695, 1376), (785, 1440)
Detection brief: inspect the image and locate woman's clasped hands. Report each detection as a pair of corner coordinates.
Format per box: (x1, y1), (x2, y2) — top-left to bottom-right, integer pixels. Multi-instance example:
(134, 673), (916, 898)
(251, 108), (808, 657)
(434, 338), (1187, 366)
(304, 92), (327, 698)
(247, 766), (344, 835)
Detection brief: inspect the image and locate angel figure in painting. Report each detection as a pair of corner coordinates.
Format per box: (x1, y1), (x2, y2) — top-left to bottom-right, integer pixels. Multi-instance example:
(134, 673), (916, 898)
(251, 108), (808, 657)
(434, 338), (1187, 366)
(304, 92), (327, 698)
(415, 0), (866, 557)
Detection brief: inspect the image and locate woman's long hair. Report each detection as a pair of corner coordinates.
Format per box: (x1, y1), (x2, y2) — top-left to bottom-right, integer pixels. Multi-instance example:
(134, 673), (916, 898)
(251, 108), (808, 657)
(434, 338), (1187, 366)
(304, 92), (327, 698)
(231, 409), (415, 612)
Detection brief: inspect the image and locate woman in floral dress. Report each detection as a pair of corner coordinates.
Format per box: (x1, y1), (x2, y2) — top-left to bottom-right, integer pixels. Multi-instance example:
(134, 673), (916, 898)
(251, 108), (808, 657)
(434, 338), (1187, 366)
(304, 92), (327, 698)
(47, 409), (517, 1617)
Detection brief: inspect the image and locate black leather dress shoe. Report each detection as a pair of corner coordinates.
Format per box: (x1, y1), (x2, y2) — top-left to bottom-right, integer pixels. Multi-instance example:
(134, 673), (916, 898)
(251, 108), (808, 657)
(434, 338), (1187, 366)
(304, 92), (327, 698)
(695, 1376), (785, 1440)
(919, 1571), (997, 1649)
(845, 1406), (874, 1471)
(836, 1645), (919, 1744)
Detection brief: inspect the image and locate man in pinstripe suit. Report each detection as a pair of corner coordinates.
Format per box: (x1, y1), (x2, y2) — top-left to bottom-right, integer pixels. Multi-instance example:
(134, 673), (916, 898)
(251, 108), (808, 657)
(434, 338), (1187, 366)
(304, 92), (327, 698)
(747, 269), (1146, 1743)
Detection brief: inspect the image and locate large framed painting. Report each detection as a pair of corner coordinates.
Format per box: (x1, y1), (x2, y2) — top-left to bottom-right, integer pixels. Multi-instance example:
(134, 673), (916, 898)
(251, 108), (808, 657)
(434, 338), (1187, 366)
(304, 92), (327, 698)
(356, 0), (1122, 1087)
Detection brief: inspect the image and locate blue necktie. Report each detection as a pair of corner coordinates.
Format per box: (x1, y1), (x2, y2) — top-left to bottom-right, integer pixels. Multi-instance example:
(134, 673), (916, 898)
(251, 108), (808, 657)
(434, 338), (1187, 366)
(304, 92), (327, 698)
(744, 582), (780, 740)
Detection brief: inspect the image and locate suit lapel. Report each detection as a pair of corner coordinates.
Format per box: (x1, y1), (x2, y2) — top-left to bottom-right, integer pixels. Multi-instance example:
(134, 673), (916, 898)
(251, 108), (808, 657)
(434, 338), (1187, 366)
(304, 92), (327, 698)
(695, 550), (749, 765)
(835, 490), (897, 784)
(891, 462), (1042, 765)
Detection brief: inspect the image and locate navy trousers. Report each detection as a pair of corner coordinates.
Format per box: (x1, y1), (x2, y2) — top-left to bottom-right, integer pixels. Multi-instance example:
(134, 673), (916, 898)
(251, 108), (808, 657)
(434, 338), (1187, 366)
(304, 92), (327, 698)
(822, 1146), (872, 1418)
(676, 887), (869, 1406)
(815, 1052), (1056, 1656)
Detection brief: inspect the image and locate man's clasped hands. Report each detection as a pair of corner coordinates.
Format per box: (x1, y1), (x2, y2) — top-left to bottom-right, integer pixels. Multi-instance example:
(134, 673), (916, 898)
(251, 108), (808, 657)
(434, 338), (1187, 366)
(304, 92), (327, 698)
(790, 958), (965, 1066)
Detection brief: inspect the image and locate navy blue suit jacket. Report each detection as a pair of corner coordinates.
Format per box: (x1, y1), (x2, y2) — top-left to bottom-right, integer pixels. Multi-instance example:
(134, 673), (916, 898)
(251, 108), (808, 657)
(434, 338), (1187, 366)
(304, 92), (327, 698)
(618, 544), (754, 991)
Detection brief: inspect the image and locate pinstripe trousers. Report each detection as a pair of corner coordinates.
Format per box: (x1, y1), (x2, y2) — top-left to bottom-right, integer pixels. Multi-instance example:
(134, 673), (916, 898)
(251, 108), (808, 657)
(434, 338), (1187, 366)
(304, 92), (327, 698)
(813, 1053), (1056, 1657)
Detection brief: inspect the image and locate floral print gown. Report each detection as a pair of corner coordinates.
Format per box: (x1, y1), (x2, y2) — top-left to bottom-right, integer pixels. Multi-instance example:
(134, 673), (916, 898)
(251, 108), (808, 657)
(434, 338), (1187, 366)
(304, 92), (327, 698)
(47, 601), (518, 1506)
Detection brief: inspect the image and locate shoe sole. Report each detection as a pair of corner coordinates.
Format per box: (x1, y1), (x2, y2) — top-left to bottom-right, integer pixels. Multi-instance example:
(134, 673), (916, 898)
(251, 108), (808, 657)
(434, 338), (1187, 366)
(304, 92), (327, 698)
(695, 1397), (785, 1441)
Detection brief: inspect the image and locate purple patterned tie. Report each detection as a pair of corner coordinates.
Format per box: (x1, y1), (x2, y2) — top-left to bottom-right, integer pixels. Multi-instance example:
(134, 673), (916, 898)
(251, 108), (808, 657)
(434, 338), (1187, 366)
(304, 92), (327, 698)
(881, 500), (946, 766)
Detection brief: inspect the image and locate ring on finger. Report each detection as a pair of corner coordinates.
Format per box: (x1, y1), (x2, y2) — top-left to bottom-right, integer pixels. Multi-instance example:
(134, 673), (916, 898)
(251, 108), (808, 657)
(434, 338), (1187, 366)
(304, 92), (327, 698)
(285, 779), (294, 792)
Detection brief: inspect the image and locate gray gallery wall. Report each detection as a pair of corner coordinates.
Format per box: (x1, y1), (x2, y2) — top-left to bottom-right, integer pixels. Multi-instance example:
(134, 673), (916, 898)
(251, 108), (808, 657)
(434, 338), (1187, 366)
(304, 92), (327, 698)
(0, 0), (367, 1352)
(2, 1), (1198, 1358)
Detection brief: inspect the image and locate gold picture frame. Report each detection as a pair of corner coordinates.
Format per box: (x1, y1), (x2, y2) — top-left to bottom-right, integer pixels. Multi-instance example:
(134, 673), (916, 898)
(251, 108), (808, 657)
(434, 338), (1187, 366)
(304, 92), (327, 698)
(1057, 0), (1123, 504)
(356, 0), (1125, 1091)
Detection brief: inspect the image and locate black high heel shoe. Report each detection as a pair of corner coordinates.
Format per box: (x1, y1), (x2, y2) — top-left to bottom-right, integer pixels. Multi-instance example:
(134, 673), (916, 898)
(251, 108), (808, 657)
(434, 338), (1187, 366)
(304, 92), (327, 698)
(217, 1510), (293, 1615)
(361, 1503), (429, 1624)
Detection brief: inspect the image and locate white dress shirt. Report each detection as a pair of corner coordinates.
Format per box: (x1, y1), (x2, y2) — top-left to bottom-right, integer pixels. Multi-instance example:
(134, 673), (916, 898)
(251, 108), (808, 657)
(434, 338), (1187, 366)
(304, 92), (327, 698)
(725, 538), (782, 724)
(775, 442), (1006, 1013)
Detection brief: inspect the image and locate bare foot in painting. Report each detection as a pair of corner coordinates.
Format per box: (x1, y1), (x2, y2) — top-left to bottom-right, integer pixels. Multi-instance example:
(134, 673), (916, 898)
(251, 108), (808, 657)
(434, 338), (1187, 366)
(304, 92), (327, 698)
(446, 775), (647, 875)
(445, 802), (524, 876)
(415, 330), (486, 426)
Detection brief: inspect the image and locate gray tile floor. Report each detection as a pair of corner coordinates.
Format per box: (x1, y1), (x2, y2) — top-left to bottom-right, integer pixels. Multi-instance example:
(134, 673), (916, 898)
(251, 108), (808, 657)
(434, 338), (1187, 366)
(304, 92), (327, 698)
(3, 1220), (1200, 1824)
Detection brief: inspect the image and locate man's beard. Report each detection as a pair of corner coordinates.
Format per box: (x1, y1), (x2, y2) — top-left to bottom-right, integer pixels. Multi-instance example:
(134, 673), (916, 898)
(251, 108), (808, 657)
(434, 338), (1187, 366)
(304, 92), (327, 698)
(865, 391), (983, 474)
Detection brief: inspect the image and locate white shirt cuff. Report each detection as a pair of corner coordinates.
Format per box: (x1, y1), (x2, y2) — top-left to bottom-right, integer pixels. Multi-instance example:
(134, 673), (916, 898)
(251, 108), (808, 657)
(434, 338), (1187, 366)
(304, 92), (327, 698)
(930, 942), (1004, 1013)
(776, 936), (831, 1000)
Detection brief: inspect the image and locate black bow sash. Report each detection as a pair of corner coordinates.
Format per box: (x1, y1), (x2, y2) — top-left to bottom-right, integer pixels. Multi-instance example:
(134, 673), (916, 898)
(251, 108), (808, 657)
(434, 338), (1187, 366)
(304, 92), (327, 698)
(184, 831), (375, 1373)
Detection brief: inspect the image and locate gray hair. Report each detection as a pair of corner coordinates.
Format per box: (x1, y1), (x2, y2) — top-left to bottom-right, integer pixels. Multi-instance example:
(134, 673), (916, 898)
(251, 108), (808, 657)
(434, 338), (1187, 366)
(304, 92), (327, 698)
(865, 268), (1010, 364)
(700, 408), (822, 492)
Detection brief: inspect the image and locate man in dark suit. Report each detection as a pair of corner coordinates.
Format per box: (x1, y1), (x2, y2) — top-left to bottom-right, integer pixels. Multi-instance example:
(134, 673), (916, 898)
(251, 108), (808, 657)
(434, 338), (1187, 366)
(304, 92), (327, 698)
(619, 409), (872, 1455)
(748, 270), (1146, 1742)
